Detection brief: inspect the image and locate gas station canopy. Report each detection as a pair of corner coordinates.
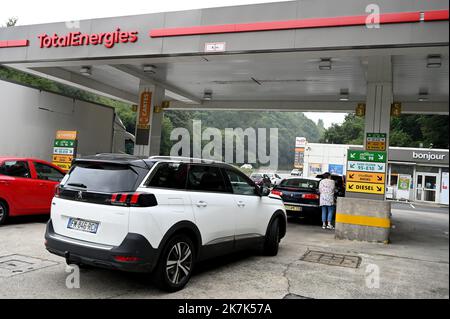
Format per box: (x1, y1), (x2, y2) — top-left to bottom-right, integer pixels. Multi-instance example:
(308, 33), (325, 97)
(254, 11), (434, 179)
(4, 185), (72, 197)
(0, 0), (448, 114)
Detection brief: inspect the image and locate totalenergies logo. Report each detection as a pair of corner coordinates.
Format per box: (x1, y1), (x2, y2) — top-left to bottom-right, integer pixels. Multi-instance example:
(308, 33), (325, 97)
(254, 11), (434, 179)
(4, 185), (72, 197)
(38, 28), (138, 49)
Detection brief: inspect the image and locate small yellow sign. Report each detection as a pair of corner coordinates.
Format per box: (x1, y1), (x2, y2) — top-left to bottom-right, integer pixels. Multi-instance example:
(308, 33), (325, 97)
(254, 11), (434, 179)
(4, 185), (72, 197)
(346, 171), (385, 184)
(138, 91), (152, 126)
(366, 141), (386, 151)
(346, 182), (385, 195)
(53, 162), (72, 171)
(52, 155), (73, 164)
(56, 130), (77, 140)
(355, 103), (366, 117)
(391, 102), (402, 117)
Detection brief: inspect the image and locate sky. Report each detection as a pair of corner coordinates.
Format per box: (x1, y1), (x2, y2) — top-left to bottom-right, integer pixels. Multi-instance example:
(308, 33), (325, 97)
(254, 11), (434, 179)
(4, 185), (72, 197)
(1, 0), (347, 128)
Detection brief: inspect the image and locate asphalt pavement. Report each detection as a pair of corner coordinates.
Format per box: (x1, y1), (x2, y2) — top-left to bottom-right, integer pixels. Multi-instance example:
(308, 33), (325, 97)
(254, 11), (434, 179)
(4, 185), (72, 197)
(0, 204), (448, 299)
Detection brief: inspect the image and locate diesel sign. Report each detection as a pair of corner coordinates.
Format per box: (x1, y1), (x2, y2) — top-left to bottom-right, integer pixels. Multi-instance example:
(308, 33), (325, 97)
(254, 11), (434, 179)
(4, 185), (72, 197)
(38, 28), (138, 49)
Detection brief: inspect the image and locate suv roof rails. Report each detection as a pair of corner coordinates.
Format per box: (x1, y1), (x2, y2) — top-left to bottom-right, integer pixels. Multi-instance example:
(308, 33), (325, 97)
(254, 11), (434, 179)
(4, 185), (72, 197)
(75, 153), (147, 164)
(93, 153), (137, 157)
(149, 156), (225, 164)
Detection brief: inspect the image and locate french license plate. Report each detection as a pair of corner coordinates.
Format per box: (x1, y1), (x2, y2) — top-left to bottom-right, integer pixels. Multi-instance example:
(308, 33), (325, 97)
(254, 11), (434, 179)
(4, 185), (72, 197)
(67, 218), (99, 234)
(285, 205), (302, 212)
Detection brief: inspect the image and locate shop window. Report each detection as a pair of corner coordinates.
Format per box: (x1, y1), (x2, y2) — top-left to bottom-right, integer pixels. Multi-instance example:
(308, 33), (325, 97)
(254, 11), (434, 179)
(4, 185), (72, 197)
(416, 166), (440, 174)
(390, 164), (414, 176)
(390, 174), (398, 186)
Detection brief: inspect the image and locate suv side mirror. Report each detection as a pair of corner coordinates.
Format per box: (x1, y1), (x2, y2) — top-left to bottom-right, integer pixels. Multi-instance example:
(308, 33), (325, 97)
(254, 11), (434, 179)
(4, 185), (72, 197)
(260, 186), (271, 196)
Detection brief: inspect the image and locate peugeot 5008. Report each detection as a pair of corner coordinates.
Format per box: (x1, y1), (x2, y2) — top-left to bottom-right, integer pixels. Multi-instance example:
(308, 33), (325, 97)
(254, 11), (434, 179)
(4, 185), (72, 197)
(45, 154), (286, 291)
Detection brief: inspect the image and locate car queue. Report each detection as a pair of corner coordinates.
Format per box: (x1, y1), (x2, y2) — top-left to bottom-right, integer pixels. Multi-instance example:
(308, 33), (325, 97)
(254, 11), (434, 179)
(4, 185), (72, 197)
(0, 154), (345, 291)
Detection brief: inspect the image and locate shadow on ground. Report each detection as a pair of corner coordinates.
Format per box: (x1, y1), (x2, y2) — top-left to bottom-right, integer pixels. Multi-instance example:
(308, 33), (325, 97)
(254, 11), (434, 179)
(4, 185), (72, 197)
(1, 215), (49, 227)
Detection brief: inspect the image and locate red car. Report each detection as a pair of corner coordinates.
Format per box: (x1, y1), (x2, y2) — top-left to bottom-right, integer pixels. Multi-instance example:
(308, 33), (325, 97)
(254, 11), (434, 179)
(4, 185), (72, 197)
(0, 157), (66, 225)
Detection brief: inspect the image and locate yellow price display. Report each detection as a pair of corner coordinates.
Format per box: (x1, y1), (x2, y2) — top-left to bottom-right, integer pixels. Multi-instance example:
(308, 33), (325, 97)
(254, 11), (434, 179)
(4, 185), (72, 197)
(346, 182), (385, 195)
(346, 171), (385, 184)
(53, 162), (72, 171)
(52, 155), (73, 163)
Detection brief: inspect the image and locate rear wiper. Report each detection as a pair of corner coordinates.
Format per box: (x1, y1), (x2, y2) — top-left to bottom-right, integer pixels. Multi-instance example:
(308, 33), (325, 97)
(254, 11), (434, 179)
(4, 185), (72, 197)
(67, 183), (87, 188)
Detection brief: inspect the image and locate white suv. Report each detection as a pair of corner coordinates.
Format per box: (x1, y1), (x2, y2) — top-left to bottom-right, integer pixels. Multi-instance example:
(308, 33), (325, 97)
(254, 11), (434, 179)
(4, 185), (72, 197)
(45, 155), (286, 291)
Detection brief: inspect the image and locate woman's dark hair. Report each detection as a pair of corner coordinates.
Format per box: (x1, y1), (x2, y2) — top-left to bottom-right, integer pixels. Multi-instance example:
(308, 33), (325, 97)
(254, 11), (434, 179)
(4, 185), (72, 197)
(322, 172), (331, 179)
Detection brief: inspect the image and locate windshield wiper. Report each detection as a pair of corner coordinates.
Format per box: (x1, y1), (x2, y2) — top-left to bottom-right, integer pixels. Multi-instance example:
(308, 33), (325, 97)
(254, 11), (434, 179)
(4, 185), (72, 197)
(67, 183), (87, 188)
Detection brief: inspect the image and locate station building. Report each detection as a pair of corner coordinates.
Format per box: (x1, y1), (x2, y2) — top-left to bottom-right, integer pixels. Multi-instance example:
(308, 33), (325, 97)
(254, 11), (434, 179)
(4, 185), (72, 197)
(302, 143), (449, 205)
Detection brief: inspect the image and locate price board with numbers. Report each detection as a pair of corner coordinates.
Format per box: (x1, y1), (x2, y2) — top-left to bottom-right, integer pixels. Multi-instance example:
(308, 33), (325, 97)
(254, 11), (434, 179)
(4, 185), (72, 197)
(52, 131), (77, 172)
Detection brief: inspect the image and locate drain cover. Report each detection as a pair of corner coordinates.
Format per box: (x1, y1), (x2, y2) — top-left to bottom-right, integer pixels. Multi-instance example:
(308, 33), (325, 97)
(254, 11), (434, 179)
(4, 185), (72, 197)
(0, 254), (58, 277)
(300, 250), (361, 268)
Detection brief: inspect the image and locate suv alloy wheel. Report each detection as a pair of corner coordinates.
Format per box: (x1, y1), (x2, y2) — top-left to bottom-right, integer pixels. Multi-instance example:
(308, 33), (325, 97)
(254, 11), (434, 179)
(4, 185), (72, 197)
(152, 234), (195, 292)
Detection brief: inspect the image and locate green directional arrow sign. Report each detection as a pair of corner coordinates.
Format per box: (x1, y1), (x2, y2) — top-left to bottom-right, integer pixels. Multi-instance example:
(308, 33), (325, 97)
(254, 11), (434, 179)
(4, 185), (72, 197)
(54, 139), (76, 148)
(366, 133), (387, 140)
(347, 150), (386, 163)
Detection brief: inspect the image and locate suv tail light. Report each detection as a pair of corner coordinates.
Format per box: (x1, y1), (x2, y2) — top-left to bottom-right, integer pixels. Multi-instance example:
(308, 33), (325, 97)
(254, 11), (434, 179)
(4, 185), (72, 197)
(270, 189), (283, 196)
(110, 192), (157, 207)
(54, 185), (61, 197)
(302, 193), (319, 200)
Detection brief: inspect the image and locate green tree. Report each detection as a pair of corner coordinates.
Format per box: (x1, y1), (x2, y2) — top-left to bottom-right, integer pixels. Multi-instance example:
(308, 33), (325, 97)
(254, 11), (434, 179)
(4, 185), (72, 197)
(317, 119), (325, 135)
(160, 110), (322, 170)
(320, 114), (364, 145)
(418, 115), (449, 148)
(320, 113), (449, 148)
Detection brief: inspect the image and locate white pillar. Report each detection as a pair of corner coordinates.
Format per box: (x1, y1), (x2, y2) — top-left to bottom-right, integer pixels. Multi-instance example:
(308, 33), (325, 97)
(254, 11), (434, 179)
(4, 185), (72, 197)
(134, 82), (164, 157)
(349, 56), (393, 201)
(364, 56), (393, 147)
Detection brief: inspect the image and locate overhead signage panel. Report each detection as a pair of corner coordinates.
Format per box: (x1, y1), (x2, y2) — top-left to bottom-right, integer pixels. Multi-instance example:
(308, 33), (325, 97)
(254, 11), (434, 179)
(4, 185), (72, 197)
(346, 182), (385, 195)
(53, 147), (75, 156)
(346, 171), (385, 184)
(347, 150), (386, 163)
(366, 133), (387, 151)
(347, 161), (386, 173)
(54, 139), (76, 148)
(52, 155), (73, 164)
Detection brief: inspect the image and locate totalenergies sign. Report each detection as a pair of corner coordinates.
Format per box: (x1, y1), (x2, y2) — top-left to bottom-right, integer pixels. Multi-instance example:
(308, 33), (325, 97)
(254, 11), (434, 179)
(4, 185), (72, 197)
(38, 28), (138, 49)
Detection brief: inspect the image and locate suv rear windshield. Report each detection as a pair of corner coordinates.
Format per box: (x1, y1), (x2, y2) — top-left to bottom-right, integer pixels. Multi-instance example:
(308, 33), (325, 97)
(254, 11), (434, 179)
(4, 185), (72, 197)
(62, 162), (146, 193)
(279, 178), (319, 190)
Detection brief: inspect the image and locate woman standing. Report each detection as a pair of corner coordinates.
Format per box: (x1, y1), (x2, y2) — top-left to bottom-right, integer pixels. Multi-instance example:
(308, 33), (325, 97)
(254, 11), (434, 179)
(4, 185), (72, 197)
(319, 172), (336, 230)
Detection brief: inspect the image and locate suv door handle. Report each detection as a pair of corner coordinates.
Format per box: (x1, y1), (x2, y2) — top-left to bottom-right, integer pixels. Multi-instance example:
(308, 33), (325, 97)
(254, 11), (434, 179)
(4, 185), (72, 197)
(196, 201), (208, 208)
(0, 181), (9, 186)
(237, 201), (245, 208)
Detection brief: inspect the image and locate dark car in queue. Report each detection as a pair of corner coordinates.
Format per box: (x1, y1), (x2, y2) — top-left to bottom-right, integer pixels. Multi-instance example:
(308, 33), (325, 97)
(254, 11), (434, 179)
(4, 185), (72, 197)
(250, 173), (272, 188)
(270, 177), (321, 218)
